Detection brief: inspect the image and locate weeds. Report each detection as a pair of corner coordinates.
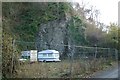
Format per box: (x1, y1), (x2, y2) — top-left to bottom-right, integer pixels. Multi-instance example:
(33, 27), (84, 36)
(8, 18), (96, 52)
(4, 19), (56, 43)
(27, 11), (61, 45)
(16, 58), (115, 78)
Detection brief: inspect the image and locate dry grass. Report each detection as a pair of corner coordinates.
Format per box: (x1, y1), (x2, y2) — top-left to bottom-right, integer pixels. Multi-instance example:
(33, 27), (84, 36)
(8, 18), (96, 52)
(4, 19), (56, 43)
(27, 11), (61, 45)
(16, 58), (115, 78)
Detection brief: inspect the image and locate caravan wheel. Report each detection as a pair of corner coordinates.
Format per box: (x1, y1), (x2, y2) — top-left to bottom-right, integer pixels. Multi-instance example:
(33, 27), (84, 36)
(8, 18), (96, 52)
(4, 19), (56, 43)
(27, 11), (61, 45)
(43, 60), (46, 62)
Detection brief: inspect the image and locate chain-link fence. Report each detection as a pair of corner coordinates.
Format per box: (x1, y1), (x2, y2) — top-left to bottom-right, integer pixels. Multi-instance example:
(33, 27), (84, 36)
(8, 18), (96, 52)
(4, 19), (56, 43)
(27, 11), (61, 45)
(12, 40), (118, 78)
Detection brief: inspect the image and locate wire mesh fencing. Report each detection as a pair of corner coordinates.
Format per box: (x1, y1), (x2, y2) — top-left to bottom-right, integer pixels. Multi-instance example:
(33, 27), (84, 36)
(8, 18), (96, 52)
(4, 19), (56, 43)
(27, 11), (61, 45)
(12, 40), (118, 78)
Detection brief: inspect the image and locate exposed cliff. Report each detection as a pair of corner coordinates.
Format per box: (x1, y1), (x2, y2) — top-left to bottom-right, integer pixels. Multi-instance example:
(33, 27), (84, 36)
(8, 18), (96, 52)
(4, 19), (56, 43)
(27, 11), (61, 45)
(36, 15), (86, 58)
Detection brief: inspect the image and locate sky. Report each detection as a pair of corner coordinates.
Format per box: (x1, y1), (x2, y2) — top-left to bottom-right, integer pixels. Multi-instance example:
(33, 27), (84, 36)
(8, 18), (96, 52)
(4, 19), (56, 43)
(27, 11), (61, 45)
(73, 0), (119, 26)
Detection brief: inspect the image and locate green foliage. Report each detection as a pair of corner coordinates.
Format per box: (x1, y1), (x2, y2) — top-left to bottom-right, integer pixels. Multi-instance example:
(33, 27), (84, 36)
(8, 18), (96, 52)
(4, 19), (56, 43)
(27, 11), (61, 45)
(68, 16), (87, 45)
(2, 2), (72, 50)
(11, 2), (71, 42)
(106, 23), (118, 49)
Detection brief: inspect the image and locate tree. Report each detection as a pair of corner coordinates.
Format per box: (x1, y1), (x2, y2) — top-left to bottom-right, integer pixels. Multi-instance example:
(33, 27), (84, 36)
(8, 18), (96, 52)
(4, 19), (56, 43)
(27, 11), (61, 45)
(106, 23), (118, 49)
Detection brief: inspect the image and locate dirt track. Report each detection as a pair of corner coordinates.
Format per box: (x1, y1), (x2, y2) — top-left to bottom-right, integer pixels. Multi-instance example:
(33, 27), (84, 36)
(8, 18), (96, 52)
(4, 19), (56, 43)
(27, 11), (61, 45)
(91, 62), (119, 78)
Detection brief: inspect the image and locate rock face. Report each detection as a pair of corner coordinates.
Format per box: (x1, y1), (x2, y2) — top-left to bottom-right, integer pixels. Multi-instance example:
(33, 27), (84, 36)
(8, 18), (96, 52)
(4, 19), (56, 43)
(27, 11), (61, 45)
(36, 18), (71, 57)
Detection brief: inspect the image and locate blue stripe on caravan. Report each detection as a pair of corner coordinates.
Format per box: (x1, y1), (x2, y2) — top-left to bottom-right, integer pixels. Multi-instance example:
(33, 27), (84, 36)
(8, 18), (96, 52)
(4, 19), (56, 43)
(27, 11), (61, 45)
(38, 58), (57, 59)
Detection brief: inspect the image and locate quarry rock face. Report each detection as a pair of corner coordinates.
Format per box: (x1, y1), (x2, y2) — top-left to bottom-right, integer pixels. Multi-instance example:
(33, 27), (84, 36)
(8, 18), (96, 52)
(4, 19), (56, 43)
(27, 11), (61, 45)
(36, 18), (72, 57)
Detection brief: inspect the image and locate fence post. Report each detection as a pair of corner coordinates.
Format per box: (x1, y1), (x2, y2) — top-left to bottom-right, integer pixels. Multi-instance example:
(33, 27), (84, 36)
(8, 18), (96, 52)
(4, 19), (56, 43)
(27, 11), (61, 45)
(115, 49), (118, 61)
(69, 45), (74, 79)
(95, 44), (97, 58)
(11, 39), (15, 77)
(93, 44), (97, 70)
(107, 48), (110, 60)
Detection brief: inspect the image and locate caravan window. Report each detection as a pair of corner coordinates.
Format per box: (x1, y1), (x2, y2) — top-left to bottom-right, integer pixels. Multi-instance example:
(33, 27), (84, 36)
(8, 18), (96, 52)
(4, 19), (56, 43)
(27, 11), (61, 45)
(38, 54), (42, 57)
(55, 54), (59, 57)
(48, 54), (52, 57)
(43, 54), (47, 57)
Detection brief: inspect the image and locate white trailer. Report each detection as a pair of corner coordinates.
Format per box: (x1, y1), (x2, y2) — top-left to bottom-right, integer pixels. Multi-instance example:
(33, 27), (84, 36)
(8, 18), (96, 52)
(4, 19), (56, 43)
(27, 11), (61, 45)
(38, 50), (61, 62)
(30, 50), (37, 62)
